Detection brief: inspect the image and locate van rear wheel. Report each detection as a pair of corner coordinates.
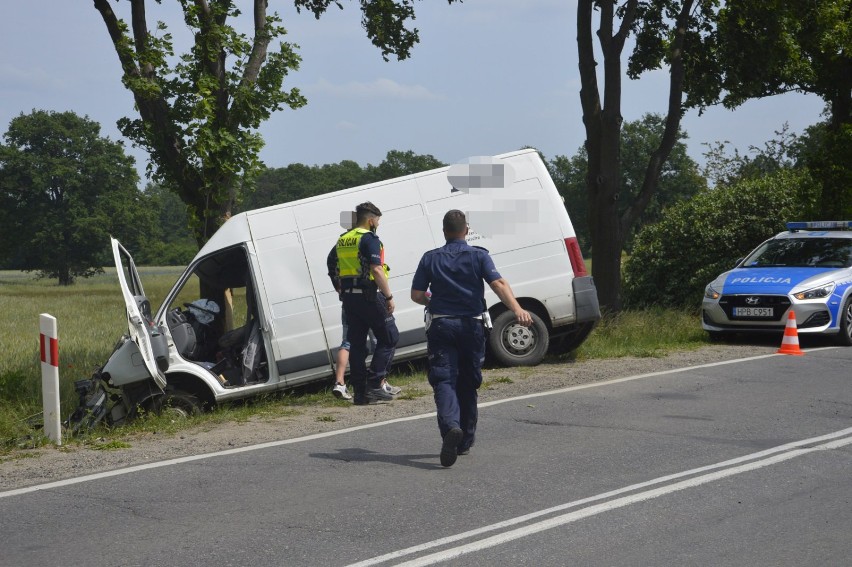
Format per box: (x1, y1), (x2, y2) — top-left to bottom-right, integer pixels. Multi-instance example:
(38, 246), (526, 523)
(488, 311), (549, 367)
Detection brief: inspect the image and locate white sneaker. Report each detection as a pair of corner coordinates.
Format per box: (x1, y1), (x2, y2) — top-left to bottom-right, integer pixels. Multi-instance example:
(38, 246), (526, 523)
(382, 382), (402, 395)
(332, 383), (352, 400)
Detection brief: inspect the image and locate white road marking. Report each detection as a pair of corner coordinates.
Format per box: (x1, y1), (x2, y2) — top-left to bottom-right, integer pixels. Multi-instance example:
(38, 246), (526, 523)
(347, 427), (852, 567)
(0, 351), (814, 499)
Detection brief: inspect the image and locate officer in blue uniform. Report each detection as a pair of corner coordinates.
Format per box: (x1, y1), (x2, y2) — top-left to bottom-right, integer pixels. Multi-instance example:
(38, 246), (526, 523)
(334, 202), (398, 405)
(411, 209), (532, 467)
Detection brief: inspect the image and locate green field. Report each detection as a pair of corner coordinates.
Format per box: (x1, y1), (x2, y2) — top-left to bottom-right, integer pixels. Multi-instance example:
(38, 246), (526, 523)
(0, 268), (184, 446)
(0, 268), (708, 450)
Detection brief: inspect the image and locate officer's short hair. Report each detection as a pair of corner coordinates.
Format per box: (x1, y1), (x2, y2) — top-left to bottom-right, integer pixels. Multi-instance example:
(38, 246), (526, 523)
(355, 202), (382, 224)
(443, 209), (467, 234)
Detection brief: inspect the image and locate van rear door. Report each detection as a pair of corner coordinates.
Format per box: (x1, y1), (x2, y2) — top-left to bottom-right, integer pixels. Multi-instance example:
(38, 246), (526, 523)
(111, 238), (168, 389)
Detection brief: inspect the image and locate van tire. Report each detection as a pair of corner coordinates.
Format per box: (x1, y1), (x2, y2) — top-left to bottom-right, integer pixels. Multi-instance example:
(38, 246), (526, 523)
(488, 311), (549, 367)
(837, 297), (852, 346)
(151, 388), (201, 419)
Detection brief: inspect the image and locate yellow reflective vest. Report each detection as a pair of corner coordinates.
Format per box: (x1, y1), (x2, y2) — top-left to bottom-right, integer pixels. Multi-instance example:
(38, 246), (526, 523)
(335, 227), (389, 286)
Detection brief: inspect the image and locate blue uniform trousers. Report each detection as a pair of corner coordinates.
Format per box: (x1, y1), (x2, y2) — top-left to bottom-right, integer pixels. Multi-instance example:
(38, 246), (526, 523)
(341, 292), (398, 398)
(426, 316), (486, 451)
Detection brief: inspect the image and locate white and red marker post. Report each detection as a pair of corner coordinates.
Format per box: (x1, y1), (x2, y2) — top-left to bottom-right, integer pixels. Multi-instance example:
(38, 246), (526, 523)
(39, 314), (62, 445)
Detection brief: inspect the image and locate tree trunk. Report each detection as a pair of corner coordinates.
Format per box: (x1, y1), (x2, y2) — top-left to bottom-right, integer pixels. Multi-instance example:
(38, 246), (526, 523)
(58, 268), (74, 286)
(577, 0), (695, 311)
(577, 0), (637, 312)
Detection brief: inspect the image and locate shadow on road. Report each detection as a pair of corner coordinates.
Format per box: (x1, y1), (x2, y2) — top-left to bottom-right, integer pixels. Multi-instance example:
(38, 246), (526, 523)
(310, 447), (445, 470)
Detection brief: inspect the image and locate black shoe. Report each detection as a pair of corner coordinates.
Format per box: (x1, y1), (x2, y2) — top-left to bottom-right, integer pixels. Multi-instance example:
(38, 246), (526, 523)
(353, 397), (369, 406)
(440, 428), (464, 467)
(366, 387), (393, 402)
(457, 447), (470, 456)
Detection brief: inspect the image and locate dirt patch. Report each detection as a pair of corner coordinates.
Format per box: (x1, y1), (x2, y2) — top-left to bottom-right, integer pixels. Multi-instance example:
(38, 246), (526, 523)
(0, 344), (775, 491)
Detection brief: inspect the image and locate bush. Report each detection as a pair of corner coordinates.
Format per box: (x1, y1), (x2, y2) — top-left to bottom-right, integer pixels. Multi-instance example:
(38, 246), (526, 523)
(623, 169), (820, 308)
(136, 239), (198, 266)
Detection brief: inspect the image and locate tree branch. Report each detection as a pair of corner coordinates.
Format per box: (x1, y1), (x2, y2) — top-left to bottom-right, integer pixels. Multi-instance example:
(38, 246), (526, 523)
(613, 0), (638, 51)
(242, 0), (271, 87)
(130, 0), (153, 76)
(623, 0), (692, 234)
(93, 0), (140, 77)
(193, 0), (229, 130)
(577, 0), (601, 145)
(94, 0), (203, 209)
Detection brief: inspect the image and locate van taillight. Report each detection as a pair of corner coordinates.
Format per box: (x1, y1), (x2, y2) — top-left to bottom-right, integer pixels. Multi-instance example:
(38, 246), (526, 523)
(565, 237), (588, 277)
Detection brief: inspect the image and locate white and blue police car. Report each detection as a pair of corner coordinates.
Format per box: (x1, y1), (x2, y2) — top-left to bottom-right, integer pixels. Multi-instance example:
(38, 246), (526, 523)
(702, 221), (852, 345)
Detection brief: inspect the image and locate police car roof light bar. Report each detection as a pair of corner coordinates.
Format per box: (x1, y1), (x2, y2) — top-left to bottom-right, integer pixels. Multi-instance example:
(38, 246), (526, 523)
(786, 221), (852, 232)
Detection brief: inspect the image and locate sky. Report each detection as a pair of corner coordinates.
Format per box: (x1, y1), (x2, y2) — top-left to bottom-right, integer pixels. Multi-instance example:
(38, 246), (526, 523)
(0, 1), (827, 182)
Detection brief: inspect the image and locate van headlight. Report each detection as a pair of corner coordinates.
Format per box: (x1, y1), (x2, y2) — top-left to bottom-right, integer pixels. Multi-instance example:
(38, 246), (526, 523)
(793, 282), (835, 300)
(704, 284), (720, 300)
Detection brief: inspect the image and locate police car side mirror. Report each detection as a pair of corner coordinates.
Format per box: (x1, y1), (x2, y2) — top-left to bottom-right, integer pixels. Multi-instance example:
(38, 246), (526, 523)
(734, 258), (743, 267)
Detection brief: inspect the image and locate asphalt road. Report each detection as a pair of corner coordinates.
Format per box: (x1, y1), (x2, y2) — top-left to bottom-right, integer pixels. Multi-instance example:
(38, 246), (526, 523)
(2, 347), (851, 567)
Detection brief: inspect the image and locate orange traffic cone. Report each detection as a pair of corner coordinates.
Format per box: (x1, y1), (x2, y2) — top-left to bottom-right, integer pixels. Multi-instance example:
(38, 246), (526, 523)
(777, 310), (804, 355)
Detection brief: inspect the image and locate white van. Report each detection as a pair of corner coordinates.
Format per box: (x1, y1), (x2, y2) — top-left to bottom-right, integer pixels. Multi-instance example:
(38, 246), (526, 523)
(70, 149), (599, 426)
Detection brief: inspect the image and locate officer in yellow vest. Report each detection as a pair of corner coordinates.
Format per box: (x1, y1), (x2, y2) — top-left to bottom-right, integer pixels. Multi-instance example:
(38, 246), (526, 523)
(334, 202), (398, 404)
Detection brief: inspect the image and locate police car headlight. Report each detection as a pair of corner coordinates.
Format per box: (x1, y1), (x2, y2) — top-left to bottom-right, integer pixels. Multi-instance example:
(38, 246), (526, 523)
(704, 285), (720, 300)
(793, 282), (835, 300)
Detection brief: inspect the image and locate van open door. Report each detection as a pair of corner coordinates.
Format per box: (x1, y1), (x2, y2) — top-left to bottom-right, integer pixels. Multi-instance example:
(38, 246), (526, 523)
(110, 237), (168, 389)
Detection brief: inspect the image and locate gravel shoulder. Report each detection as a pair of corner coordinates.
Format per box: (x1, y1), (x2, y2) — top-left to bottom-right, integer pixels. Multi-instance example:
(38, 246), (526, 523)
(0, 344), (776, 491)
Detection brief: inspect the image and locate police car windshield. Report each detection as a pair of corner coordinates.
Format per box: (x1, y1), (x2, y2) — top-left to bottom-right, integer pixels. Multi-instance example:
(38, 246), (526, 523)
(742, 238), (852, 268)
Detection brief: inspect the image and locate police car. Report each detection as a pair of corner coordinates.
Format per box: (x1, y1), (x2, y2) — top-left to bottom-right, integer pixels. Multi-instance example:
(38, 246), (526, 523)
(702, 221), (852, 345)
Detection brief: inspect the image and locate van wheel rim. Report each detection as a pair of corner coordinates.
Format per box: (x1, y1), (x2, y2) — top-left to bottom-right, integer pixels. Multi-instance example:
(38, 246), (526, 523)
(502, 324), (535, 355)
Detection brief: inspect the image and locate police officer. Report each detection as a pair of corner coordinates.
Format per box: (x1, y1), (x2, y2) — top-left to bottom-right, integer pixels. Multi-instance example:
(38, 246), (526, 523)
(335, 202), (398, 405)
(411, 209), (532, 467)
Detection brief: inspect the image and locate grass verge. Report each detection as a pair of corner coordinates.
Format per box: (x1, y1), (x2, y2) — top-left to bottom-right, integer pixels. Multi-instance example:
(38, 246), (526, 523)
(1, 270), (708, 452)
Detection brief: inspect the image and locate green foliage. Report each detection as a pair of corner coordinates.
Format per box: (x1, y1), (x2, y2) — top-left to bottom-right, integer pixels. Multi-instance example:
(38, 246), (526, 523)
(623, 168), (820, 308)
(0, 110), (155, 283)
(564, 307), (708, 360)
(294, 1), (462, 62)
(361, 149), (446, 182)
(245, 160), (364, 209)
(135, 183), (198, 265)
(244, 150), (445, 210)
(95, 0), (308, 244)
(94, 1), (458, 245)
(795, 121), (852, 218)
(0, 267), (183, 449)
(701, 122), (805, 187)
(714, 0), (851, 217)
(549, 114), (705, 253)
(629, 0), (722, 110)
(717, 1), (851, 113)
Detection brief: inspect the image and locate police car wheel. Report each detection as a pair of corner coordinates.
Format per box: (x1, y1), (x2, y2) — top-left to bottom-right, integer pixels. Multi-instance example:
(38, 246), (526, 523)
(488, 310), (549, 367)
(837, 297), (852, 346)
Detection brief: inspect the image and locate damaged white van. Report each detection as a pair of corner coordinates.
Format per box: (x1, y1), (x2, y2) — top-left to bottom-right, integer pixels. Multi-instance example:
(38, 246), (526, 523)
(69, 149), (600, 428)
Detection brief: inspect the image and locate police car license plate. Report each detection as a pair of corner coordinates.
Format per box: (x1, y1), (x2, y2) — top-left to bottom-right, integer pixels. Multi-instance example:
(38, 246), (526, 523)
(733, 307), (774, 318)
